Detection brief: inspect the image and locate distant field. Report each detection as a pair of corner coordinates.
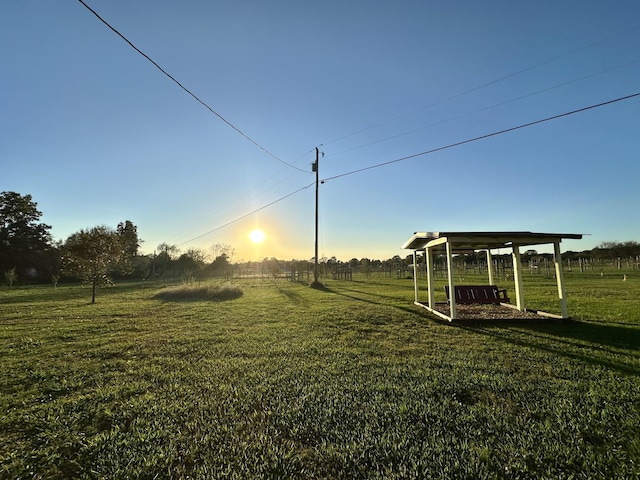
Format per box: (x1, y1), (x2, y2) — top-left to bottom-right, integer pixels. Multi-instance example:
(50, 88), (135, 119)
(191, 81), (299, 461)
(1, 270), (638, 479)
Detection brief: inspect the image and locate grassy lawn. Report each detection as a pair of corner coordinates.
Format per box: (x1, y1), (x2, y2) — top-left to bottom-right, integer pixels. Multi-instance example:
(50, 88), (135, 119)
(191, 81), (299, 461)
(1, 271), (638, 479)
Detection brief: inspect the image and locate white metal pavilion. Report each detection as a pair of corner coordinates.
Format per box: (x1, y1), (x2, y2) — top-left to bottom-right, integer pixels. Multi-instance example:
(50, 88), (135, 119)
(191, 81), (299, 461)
(402, 231), (583, 322)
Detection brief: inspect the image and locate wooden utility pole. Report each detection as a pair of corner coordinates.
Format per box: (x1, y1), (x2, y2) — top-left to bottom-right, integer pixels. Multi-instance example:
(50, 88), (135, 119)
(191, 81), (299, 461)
(313, 147), (319, 284)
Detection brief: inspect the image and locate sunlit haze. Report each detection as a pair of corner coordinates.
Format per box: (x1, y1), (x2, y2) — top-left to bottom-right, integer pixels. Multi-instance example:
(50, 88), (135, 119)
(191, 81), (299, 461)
(2, 1), (639, 261)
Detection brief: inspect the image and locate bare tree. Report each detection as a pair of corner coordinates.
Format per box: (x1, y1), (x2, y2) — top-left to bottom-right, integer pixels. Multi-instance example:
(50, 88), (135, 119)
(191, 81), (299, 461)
(210, 243), (235, 263)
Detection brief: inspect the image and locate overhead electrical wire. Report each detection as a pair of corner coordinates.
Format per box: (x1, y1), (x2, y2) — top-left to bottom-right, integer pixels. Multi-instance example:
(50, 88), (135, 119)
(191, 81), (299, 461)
(177, 91), (638, 246)
(179, 148), (317, 237)
(327, 56), (640, 158)
(77, 0), (308, 174)
(321, 92), (640, 183)
(321, 23), (640, 149)
(176, 181), (316, 246)
(75, 1), (640, 248)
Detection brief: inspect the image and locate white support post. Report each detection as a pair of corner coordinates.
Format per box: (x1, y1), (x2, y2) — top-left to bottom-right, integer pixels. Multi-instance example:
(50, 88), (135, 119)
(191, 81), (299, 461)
(426, 248), (435, 308)
(554, 241), (569, 318)
(512, 244), (525, 311)
(486, 249), (494, 285)
(412, 251), (419, 303)
(446, 241), (456, 321)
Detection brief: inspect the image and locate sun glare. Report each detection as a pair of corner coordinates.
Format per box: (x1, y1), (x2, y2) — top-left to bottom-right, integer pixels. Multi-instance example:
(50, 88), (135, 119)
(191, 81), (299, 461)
(249, 229), (265, 244)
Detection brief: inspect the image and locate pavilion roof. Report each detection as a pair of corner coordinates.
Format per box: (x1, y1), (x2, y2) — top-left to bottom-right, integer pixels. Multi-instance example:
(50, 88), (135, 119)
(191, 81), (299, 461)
(402, 231), (583, 252)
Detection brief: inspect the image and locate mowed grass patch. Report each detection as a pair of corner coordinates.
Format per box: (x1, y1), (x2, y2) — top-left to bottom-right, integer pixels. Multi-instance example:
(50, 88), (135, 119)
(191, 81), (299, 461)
(0, 276), (638, 479)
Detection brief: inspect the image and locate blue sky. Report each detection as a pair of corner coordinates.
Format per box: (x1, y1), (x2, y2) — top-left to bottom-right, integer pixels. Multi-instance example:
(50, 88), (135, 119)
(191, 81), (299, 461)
(2, 1), (639, 261)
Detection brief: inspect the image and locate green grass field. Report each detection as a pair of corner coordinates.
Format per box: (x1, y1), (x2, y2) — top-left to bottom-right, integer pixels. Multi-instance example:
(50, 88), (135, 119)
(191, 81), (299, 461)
(1, 270), (639, 479)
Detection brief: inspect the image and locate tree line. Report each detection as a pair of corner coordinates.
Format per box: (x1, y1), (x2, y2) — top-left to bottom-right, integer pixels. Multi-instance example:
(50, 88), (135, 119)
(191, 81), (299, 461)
(2, 191), (639, 300)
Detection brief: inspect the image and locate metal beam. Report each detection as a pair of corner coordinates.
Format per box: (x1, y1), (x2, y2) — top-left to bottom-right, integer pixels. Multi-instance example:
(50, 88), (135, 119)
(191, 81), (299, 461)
(426, 247), (435, 308)
(412, 251), (419, 303)
(512, 244), (525, 311)
(425, 236), (449, 248)
(486, 249), (494, 285)
(446, 241), (456, 321)
(554, 241), (569, 318)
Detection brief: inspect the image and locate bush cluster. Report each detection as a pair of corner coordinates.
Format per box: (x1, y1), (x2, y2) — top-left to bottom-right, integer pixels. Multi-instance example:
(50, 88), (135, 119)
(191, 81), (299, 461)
(153, 282), (243, 301)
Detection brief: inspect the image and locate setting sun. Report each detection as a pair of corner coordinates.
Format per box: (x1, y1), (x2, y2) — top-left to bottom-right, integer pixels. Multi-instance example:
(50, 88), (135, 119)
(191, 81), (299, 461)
(249, 229), (265, 244)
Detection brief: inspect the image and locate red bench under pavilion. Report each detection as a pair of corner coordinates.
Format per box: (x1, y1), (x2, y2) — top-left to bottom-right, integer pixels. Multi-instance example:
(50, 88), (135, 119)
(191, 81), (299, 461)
(444, 285), (510, 304)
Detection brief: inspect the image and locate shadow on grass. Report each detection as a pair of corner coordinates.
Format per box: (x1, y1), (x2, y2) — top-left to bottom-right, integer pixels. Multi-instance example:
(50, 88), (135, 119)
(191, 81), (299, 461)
(273, 282), (306, 303)
(321, 285), (389, 306)
(321, 285), (430, 318)
(331, 283), (413, 304)
(451, 317), (640, 350)
(309, 280), (328, 290)
(455, 319), (639, 376)
(521, 319), (639, 350)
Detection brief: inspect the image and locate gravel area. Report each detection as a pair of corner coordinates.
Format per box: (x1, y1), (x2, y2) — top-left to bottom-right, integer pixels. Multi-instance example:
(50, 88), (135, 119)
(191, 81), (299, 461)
(429, 303), (552, 320)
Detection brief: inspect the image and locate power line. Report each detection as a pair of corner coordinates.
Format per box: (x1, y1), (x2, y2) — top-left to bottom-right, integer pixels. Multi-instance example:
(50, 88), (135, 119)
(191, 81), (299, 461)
(327, 56), (640, 158)
(77, 0), (308, 174)
(176, 181), (315, 246)
(321, 24), (640, 148)
(178, 91), (638, 245)
(321, 92), (640, 183)
(178, 91), (638, 246)
(177, 147), (316, 237)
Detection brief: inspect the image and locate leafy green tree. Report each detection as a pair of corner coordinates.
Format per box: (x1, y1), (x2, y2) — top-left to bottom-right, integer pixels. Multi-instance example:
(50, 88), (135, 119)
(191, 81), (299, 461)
(116, 220), (141, 266)
(595, 241), (640, 259)
(110, 221), (144, 279)
(0, 191), (54, 282)
(177, 248), (207, 282)
(156, 243), (179, 276)
(184, 247), (208, 264)
(61, 226), (125, 304)
(209, 253), (231, 278)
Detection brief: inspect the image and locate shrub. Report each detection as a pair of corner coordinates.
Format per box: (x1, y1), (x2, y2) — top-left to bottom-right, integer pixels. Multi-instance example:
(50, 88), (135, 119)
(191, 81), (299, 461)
(154, 282), (243, 301)
(4, 267), (17, 287)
